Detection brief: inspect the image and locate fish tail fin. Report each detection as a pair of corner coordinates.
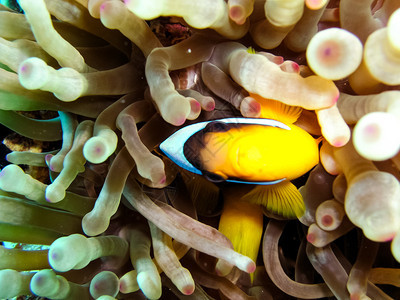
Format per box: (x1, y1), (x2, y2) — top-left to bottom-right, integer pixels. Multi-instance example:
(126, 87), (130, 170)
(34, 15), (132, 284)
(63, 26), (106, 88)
(218, 196), (263, 280)
(241, 181), (305, 219)
(249, 94), (303, 124)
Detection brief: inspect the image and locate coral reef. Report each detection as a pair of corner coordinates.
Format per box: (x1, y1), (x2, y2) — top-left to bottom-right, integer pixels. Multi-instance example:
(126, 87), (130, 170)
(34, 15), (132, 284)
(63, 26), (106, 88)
(1, 0), (400, 299)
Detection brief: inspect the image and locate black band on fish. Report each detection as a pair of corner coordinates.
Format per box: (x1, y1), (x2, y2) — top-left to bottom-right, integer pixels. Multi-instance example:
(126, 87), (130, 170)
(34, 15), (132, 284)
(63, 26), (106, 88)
(204, 121), (233, 133)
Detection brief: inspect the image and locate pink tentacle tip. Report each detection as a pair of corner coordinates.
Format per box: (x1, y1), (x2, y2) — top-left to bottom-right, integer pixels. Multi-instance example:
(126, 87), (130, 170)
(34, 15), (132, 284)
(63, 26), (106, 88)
(205, 100), (215, 111)
(292, 62), (300, 73)
(173, 116), (186, 126)
(332, 136), (349, 147)
(229, 6), (245, 25)
(34, 274), (44, 285)
(19, 64), (28, 73)
(93, 282), (102, 291)
(119, 281), (126, 293)
(51, 251), (59, 261)
(94, 145), (105, 155)
(321, 215), (333, 227)
(364, 124), (380, 140)
(124, 0), (131, 4)
(274, 56), (284, 64)
(382, 232), (396, 242)
(190, 99), (201, 114)
(333, 91), (340, 104)
(307, 233), (316, 244)
(100, 2), (107, 12)
(182, 284), (195, 295)
(229, 6), (242, 19)
(44, 153), (53, 162)
(323, 47), (332, 57)
(246, 261), (256, 273)
(248, 100), (261, 115)
(44, 154), (55, 170)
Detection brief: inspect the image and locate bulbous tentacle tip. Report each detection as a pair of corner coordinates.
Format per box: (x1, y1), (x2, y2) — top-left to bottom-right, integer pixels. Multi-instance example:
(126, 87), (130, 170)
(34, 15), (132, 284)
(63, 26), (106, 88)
(246, 260), (257, 274)
(240, 96), (261, 118)
(82, 213), (109, 237)
(187, 98), (201, 120)
(171, 116), (187, 126)
(331, 136), (350, 148)
(18, 57), (48, 90)
(45, 184), (65, 203)
(229, 6), (246, 25)
(307, 232), (316, 244)
(137, 271), (162, 299)
(205, 99), (216, 111)
(181, 284), (195, 295)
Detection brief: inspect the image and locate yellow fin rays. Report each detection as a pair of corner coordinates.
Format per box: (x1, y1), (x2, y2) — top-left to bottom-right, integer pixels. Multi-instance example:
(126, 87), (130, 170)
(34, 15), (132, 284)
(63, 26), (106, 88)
(250, 94), (303, 124)
(241, 180), (305, 219)
(218, 196), (263, 275)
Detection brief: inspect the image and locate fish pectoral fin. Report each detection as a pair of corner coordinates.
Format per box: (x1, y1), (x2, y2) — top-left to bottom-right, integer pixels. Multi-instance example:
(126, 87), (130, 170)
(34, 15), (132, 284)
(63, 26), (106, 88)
(241, 180), (305, 219)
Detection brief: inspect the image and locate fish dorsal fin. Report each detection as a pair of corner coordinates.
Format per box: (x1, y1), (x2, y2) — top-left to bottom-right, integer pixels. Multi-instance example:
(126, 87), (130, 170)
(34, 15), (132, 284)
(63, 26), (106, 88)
(241, 180), (305, 219)
(249, 93), (303, 124)
(247, 47), (256, 54)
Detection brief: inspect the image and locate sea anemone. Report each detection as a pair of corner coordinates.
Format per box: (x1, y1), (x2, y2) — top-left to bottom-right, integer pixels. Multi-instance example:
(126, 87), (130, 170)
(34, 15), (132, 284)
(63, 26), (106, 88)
(1, 0), (400, 299)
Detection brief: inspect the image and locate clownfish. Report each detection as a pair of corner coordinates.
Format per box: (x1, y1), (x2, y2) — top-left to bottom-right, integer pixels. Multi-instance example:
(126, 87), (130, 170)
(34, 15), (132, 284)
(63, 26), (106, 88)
(160, 97), (320, 219)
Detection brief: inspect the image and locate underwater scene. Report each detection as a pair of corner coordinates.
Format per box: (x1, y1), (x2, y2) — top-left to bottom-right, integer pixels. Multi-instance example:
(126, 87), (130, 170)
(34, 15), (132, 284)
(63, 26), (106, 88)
(0, 0), (400, 299)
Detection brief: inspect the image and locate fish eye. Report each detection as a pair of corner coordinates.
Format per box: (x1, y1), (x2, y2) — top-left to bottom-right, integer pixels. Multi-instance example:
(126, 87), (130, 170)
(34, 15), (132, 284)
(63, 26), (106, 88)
(203, 171), (226, 183)
(204, 121), (231, 133)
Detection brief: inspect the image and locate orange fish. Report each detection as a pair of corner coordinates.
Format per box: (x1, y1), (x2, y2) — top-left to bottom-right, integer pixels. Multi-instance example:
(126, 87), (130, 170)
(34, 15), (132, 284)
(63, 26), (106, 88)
(160, 98), (319, 218)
